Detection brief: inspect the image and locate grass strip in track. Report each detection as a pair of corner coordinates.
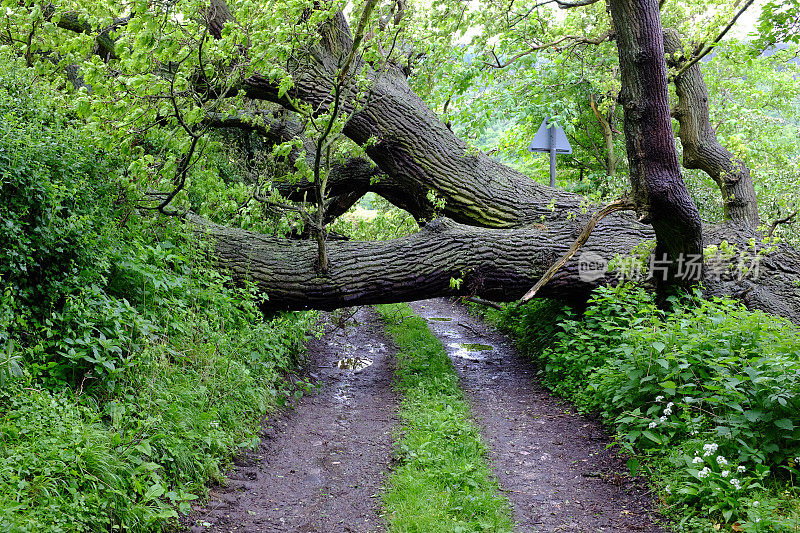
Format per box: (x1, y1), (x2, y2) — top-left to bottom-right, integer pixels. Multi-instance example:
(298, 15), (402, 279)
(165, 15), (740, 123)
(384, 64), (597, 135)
(376, 303), (514, 533)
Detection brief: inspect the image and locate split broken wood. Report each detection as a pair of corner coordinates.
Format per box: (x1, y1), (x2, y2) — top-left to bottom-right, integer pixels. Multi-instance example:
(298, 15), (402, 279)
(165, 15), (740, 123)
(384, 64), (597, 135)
(520, 197), (636, 303)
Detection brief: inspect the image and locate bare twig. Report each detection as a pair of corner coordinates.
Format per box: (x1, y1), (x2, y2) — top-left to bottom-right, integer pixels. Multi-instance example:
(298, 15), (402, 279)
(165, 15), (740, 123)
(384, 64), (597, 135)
(484, 32), (610, 69)
(768, 210), (799, 239)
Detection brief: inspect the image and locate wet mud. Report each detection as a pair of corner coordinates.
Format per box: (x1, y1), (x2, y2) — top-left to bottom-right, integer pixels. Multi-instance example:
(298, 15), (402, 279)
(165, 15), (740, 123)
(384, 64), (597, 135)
(184, 307), (398, 533)
(184, 299), (668, 533)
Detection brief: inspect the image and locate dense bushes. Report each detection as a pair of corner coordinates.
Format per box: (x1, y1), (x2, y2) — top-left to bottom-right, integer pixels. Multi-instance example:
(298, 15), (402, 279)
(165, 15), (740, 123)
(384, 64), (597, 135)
(0, 66), (116, 320)
(489, 286), (800, 530)
(0, 55), (316, 531)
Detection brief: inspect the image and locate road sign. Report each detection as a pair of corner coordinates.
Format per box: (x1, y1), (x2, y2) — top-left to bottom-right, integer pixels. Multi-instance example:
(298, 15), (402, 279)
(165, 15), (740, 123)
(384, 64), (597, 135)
(528, 117), (572, 154)
(528, 117), (572, 187)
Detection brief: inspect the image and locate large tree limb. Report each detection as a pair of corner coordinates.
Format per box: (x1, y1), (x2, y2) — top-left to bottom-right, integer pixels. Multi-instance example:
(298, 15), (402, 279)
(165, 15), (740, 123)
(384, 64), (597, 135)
(197, 0), (799, 319)
(664, 29), (760, 226)
(200, 7), (583, 228)
(49, 0), (797, 322)
(204, 111), (434, 220)
(192, 213), (650, 310)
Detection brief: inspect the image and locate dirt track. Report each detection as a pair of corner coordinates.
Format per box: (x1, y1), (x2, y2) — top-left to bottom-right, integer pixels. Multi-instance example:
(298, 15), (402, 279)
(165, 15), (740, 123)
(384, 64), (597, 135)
(185, 300), (667, 532)
(186, 307), (398, 532)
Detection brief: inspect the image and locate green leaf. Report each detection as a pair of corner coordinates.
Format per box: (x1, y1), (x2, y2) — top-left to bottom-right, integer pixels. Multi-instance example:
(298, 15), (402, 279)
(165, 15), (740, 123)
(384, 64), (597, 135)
(743, 410), (763, 423)
(626, 458), (639, 477)
(775, 418), (795, 431)
(143, 483), (165, 501)
(642, 430), (661, 444)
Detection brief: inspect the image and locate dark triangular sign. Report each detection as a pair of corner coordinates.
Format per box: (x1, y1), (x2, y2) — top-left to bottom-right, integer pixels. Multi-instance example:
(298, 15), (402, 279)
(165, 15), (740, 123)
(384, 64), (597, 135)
(528, 117), (572, 154)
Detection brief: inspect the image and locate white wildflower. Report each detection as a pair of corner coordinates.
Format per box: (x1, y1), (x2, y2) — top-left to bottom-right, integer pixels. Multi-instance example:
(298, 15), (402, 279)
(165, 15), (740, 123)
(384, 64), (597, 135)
(692, 456), (703, 464)
(716, 455), (728, 466)
(752, 501), (759, 508)
(667, 401), (674, 408)
(655, 395), (664, 402)
(721, 470), (730, 478)
(659, 416), (667, 423)
(663, 407), (673, 416)
(698, 467), (711, 478)
(703, 443), (718, 457)
(730, 478), (742, 490)
(737, 465), (746, 473)
(649, 421), (658, 429)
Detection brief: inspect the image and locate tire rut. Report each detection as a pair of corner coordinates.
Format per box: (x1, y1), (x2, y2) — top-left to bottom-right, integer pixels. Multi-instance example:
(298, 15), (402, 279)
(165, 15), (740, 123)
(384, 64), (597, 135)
(410, 299), (668, 533)
(184, 307), (398, 533)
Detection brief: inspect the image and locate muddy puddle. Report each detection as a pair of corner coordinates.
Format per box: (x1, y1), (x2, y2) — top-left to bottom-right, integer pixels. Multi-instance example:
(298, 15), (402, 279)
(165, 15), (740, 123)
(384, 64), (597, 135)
(448, 342), (495, 360)
(336, 356), (373, 370)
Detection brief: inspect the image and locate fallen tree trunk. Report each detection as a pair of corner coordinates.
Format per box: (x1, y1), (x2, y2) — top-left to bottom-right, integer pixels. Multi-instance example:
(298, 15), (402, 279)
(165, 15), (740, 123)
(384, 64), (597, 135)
(28, 2), (800, 322)
(192, 213), (649, 310)
(193, 213), (800, 322)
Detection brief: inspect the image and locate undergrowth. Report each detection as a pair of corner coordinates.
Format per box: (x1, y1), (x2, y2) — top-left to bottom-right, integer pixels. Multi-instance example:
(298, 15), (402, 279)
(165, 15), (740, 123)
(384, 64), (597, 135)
(376, 303), (514, 533)
(477, 286), (800, 531)
(0, 54), (317, 531)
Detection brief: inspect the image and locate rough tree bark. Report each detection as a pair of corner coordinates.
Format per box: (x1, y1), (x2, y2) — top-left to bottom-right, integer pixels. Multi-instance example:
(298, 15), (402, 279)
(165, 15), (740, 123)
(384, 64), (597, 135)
(194, 212), (800, 321)
(205, 111), (435, 221)
(664, 29), (760, 226)
(44, 1), (798, 319)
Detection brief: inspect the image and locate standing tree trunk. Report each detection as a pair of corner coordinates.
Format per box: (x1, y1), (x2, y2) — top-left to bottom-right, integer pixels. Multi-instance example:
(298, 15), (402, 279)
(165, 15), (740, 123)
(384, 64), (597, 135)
(590, 94), (618, 178)
(609, 0), (704, 288)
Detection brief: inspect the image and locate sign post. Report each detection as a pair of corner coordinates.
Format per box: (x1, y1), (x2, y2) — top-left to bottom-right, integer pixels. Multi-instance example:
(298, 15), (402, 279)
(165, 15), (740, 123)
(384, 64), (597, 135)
(528, 117), (572, 187)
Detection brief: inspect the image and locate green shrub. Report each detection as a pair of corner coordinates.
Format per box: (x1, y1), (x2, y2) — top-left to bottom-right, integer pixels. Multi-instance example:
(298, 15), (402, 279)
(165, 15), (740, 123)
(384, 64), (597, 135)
(0, 58), (118, 319)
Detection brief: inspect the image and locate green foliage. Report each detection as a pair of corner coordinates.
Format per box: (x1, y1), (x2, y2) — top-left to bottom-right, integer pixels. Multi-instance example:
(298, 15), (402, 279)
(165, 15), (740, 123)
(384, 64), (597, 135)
(0, 56), (117, 317)
(0, 52), (317, 531)
(496, 285), (800, 528)
(0, 301), (315, 532)
(377, 304), (514, 532)
(330, 194), (418, 240)
(756, 0), (800, 47)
